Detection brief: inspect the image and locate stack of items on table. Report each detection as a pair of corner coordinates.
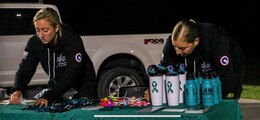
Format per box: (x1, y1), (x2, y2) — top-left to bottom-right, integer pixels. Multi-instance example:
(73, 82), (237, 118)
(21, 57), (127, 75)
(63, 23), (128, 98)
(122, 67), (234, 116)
(22, 98), (95, 113)
(147, 62), (222, 108)
(99, 96), (150, 107)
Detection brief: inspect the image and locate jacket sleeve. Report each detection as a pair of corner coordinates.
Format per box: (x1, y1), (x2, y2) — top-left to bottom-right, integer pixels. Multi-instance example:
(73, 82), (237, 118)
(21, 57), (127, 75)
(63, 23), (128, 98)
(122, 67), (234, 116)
(160, 35), (175, 65)
(209, 26), (242, 98)
(10, 38), (39, 94)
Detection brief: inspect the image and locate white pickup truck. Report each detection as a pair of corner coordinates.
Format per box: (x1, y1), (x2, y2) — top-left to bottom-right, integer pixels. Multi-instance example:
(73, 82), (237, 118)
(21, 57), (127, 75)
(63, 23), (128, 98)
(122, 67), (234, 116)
(0, 3), (169, 98)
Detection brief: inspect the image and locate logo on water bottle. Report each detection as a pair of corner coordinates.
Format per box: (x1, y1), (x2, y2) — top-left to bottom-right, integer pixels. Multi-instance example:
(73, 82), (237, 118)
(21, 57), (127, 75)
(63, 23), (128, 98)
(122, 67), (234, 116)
(203, 88), (213, 95)
(152, 81), (158, 93)
(179, 81), (182, 91)
(167, 81), (173, 93)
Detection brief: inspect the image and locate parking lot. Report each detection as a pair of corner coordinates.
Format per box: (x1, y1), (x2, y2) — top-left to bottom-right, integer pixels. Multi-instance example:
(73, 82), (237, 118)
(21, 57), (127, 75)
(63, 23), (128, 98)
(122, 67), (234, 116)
(239, 98), (260, 120)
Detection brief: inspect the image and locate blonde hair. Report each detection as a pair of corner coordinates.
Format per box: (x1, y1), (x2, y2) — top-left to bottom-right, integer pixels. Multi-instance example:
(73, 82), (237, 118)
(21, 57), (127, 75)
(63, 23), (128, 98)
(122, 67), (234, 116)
(33, 7), (61, 27)
(172, 19), (199, 43)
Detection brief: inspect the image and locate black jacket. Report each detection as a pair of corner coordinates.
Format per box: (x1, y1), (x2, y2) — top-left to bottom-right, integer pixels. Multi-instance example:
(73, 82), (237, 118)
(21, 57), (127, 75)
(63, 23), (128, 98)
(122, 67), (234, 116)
(11, 24), (97, 102)
(161, 22), (245, 98)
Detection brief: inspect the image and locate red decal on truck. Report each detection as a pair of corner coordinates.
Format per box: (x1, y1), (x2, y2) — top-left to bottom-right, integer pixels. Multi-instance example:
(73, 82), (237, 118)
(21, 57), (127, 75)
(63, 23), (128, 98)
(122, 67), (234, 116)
(144, 38), (164, 44)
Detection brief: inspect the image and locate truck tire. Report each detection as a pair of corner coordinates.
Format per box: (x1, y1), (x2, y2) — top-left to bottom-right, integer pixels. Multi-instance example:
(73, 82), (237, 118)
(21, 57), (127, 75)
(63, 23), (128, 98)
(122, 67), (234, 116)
(98, 67), (144, 98)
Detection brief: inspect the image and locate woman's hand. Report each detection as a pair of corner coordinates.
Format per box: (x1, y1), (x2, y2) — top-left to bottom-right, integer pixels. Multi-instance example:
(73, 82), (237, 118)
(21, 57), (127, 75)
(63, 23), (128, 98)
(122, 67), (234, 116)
(8, 90), (22, 104)
(33, 98), (49, 107)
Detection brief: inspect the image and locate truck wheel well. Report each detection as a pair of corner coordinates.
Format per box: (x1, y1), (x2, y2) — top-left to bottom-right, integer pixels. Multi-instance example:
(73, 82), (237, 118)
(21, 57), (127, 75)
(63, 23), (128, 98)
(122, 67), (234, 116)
(97, 54), (148, 84)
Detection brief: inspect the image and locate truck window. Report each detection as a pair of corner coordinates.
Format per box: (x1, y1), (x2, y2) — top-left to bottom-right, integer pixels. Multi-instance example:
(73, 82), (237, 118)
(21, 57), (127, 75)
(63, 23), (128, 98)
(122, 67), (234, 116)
(0, 9), (39, 35)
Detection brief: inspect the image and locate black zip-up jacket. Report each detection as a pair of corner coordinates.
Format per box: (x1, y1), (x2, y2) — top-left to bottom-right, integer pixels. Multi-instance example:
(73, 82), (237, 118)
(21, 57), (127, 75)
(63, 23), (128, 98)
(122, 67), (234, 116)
(161, 22), (245, 99)
(11, 24), (97, 102)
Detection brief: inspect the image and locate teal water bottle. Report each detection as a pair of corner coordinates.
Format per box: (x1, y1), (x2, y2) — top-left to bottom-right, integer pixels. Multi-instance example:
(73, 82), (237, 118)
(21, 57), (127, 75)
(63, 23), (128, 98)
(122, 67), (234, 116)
(202, 73), (214, 107)
(185, 73), (197, 107)
(216, 75), (222, 102)
(194, 72), (201, 105)
(196, 71), (204, 85)
(211, 72), (220, 104)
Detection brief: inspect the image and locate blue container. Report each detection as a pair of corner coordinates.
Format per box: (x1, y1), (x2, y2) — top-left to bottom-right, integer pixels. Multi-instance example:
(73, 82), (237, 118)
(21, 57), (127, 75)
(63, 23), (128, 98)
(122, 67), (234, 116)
(157, 64), (168, 75)
(202, 73), (214, 107)
(216, 76), (222, 102)
(166, 64), (178, 76)
(185, 73), (198, 106)
(178, 63), (187, 74)
(194, 72), (201, 105)
(196, 71), (204, 84)
(211, 73), (220, 104)
(147, 64), (159, 76)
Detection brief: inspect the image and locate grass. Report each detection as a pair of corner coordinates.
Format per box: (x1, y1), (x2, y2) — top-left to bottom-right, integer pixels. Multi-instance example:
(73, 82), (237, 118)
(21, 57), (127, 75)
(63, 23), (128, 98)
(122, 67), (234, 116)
(241, 85), (260, 100)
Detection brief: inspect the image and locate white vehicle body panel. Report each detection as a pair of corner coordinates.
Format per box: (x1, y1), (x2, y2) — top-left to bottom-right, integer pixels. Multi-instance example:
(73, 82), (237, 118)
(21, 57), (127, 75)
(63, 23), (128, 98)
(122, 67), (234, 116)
(0, 3), (169, 88)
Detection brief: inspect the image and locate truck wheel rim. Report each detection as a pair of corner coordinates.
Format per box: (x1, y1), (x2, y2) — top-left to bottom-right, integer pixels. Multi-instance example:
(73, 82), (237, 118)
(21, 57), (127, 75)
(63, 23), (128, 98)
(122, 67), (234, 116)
(108, 75), (136, 96)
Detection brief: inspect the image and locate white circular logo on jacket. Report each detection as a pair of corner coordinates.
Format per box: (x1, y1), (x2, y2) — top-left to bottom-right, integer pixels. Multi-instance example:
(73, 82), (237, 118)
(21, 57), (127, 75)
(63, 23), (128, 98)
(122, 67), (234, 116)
(23, 51), (28, 59)
(75, 53), (82, 63)
(220, 56), (229, 66)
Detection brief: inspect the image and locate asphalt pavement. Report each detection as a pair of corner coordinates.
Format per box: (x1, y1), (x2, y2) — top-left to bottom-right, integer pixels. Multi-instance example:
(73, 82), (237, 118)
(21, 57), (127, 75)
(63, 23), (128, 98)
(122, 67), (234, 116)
(238, 98), (260, 120)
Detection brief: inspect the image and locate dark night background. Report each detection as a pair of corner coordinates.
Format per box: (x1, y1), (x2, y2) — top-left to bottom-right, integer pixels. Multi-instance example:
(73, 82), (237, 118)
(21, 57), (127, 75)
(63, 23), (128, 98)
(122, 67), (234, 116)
(2, 0), (260, 85)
